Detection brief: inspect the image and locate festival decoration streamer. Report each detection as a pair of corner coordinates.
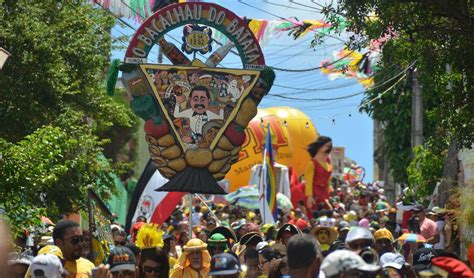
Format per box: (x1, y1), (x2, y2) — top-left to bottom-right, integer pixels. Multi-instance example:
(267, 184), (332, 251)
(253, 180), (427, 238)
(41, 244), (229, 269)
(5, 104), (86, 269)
(320, 48), (374, 88)
(320, 27), (397, 87)
(275, 18), (331, 39)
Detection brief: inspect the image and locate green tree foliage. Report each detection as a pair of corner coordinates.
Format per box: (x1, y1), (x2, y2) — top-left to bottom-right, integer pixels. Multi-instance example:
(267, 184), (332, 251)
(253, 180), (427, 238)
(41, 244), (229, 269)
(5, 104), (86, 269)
(0, 1), (134, 232)
(361, 67), (413, 183)
(407, 145), (444, 199)
(321, 1), (473, 185)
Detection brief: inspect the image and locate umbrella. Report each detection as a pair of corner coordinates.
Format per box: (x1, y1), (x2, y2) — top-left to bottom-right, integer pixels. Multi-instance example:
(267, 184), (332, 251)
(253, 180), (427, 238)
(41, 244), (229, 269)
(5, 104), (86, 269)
(225, 185), (294, 212)
(277, 193), (293, 212)
(225, 185), (260, 210)
(375, 201), (390, 212)
(397, 233), (426, 243)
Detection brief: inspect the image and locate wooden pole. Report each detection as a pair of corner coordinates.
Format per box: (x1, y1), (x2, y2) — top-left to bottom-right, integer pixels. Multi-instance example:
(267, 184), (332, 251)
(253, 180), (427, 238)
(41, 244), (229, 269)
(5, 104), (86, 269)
(188, 193), (193, 238)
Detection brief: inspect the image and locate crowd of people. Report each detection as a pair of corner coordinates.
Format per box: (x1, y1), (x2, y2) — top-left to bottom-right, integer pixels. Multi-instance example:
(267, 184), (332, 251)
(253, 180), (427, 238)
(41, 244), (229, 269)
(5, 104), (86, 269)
(1, 178), (472, 277)
(0, 136), (472, 277)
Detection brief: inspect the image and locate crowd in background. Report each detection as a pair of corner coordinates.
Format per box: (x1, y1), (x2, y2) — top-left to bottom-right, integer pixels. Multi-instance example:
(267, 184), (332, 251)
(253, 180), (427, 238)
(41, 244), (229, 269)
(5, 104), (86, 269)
(1, 175), (473, 277)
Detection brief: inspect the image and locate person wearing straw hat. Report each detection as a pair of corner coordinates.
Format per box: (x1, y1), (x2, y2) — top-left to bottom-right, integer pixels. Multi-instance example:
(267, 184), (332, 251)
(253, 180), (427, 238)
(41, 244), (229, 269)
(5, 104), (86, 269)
(311, 225), (338, 252)
(171, 238), (211, 278)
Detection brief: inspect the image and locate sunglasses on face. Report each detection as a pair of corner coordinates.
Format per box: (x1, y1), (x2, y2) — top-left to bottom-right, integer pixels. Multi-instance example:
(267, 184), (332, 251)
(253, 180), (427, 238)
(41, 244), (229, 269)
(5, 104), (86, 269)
(65, 236), (84, 245)
(349, 241), (372, 250)
(112, 270), (134, 277)
(143, 266), (161, 273)
(211, 245), (225, 251)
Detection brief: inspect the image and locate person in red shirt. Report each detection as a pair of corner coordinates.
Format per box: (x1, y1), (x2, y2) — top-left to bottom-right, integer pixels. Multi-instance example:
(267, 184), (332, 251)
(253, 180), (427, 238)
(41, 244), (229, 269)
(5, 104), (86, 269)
(304, 136), (333, 213)
(411, 204), (439, 245)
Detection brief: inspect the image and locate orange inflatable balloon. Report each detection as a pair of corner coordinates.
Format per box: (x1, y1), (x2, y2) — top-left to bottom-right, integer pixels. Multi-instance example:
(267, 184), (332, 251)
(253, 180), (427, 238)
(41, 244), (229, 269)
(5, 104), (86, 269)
(226, 107), (318, 192)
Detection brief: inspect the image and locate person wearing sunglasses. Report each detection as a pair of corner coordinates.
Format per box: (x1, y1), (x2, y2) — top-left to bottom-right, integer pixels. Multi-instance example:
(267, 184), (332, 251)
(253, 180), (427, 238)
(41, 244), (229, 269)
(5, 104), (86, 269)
(107, 246), (137, 277)
(207, 233), (228, 256)
(113, 229), (128, 247)
(137, 247), (169, 278)
(345, 227), (375, 252)
(52, 220), (95, 276)
(320, 250), (381, 278)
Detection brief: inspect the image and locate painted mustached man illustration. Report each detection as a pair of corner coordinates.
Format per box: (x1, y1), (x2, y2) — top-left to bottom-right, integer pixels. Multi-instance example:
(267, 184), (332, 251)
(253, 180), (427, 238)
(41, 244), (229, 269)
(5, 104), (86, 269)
(174, 85), (224, 143)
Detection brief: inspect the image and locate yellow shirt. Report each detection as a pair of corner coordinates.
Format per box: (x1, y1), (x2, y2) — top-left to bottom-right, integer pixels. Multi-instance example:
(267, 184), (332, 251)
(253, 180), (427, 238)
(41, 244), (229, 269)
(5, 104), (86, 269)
(64, 257), (95, 277)
(25, 257), (94, 278)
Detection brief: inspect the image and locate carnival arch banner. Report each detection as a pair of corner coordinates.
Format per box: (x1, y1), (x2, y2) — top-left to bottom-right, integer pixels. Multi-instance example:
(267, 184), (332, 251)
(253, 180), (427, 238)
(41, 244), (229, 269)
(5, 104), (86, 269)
(121, 2), (275, 194)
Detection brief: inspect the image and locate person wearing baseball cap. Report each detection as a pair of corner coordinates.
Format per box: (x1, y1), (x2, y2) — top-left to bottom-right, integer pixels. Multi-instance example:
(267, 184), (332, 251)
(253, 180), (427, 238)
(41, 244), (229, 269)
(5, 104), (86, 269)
(345, 227), (374, 251)
(412, 247), (438, 273)
(380, 252), (405, 270)
(8, 252), (33, 278)
(321, 250), (381, 277)
(29, 254), (64, 278)
(373, 228), (395, 256)
(327, 221), (350, 254)
(209, 253), (241, 278)
(107, 246), (137, 277)
(411, 204), (440, 245)
(380, 252), (416, 278)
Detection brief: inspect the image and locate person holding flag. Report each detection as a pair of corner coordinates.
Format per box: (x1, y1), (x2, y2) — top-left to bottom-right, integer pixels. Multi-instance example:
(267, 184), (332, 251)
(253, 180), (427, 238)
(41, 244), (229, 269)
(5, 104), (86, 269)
(258, 124), (278, 224)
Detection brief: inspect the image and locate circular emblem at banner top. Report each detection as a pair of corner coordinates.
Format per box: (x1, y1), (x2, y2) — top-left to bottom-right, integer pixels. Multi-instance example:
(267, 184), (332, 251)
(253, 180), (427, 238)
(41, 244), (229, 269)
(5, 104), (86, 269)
(182, 25), (213, 54)
(125, 2), (265, 66)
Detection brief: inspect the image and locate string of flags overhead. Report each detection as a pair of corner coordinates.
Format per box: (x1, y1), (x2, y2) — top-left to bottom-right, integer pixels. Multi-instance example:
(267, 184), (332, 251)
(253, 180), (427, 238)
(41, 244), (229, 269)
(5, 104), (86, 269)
(94, 0), (397, 88)
(320, 27), (397, 88)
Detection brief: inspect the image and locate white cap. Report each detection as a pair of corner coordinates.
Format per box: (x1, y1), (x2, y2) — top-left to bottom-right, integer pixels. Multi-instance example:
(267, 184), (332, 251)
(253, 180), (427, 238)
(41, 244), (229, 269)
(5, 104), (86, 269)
(8, 252), (33, 266)
(321, 250), (380, 276)
(380, 252), (405, 270)
(30, 254), (64, 278)
(256, 241), (269, 253)
(345, 227), (374, 243)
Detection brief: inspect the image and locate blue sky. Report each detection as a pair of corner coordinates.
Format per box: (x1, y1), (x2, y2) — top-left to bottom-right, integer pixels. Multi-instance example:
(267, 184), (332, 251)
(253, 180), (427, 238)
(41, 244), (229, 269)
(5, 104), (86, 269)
(111, 0), (374, 180)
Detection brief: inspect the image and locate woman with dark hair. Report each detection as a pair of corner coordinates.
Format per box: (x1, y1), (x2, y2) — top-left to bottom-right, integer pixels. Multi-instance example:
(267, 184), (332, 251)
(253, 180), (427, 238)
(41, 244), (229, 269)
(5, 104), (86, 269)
(137, 247), (170, 278)
(304, 136), (333, 213)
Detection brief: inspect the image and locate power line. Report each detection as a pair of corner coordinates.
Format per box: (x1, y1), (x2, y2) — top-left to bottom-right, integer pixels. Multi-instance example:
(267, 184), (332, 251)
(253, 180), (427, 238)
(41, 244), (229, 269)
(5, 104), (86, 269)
(273, 63), (402, 93)
(267, 49), (355, 72)
(103, 0), (352, 73)
(263, 0), (317, 13)
(268, 91), (362, 101)
(289, 0), (323, 12)
(268, 61), (415, 101)
(237, 0), (345, 43)
(310, 0), (328, 10)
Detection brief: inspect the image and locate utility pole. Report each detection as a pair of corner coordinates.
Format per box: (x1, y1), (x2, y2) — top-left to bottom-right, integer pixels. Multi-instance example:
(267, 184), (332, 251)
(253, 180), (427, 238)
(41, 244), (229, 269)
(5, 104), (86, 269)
(411, 68), (423, 148)
(158, 47), (163, 64)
